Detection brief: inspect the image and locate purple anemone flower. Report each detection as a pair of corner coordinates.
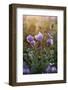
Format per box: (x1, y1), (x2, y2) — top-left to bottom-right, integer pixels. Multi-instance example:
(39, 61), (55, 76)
(51, 66), (57, 72)
(44, 64), (57, 73)
(30, 40), (35, 47)
(46, 65), (51, 73)
(23, 68), (30, 74)
(23, 62), (31, 74)
(26, 35), (35, 47)
(26, 35), (34, 43)
(35, 32), (43, 41)
(47, 38), (53, 46)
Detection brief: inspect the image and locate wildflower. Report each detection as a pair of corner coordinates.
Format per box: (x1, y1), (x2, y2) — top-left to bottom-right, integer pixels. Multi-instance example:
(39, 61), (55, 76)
(35, 32), (43, 41)
(26, 35), (35, 47)
(44, 64), (57, 73)
(30, 40), (35, 47)
(23, 62), (30, 74)
(51, 66), (57, 72)
(23, 68), (30, 74)
(45, 64), (51, 73)
(26, 35), (34, 43)
(47, 38), (53, 46)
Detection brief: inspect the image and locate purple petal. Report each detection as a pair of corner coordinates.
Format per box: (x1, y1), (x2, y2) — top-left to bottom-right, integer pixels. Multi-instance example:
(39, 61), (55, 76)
(23, 62), (31, 74)
(51, 66), (57, 72)
(35, 32), (43, 41)
(47, 38), (53, 46)
(46, 65), (51, 73)
(26, 35), (34, 43)
(30, 40), (35, 47)
(23, 68), (30, 74)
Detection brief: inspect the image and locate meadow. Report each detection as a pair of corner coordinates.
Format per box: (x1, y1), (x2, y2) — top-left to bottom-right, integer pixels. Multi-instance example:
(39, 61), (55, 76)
(23, 16), (57, 74)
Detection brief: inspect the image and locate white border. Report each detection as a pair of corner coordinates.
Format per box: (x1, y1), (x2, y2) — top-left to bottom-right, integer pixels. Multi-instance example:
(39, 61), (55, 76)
(16, 8), (64, 82)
